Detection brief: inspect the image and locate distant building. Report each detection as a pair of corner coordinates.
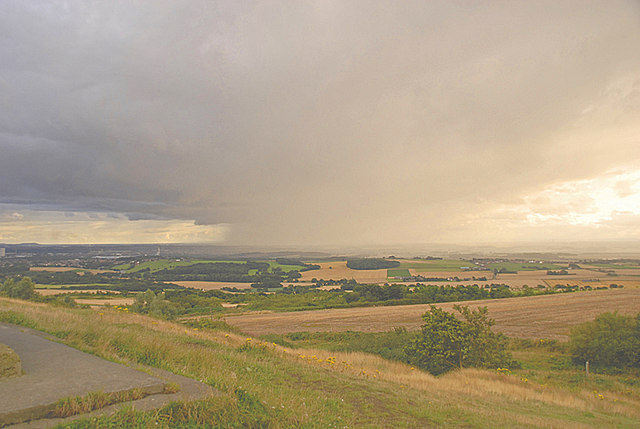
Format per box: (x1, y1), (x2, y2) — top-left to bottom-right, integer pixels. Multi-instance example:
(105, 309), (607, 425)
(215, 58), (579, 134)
(0, 248), (5, 257)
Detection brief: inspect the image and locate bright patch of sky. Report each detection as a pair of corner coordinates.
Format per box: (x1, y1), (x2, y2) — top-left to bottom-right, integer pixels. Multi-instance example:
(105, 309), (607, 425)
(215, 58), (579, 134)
(522, 165), (640, 227)
(0, 209), (229, 244)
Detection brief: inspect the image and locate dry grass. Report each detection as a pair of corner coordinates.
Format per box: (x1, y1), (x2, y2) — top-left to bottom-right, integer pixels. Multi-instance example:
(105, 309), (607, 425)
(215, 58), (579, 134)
(280, 346), (640, 422)
(0, 343), (21, 379)
(224, 288), (640, 340)
(51, 388), (147, 418)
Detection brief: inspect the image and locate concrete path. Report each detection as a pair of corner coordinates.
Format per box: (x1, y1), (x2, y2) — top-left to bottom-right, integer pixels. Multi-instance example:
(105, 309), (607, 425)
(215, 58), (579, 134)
(0, 323), (214, 427)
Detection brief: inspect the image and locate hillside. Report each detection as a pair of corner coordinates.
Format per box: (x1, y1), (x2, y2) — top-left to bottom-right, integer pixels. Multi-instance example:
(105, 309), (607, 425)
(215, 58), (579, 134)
(1, 297), (639, 428)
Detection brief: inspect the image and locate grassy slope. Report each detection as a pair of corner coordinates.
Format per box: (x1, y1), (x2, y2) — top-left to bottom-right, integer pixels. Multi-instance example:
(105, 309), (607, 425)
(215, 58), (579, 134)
(263, 331), (640, 404)
(1, 298), (639, 428)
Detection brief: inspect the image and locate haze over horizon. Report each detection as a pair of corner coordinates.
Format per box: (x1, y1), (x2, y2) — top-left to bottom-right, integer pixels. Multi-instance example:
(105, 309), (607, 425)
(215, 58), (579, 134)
(1, 1), (639, 246)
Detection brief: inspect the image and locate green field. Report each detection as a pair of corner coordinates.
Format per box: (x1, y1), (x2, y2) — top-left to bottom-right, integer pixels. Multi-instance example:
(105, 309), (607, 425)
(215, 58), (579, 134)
(487, 262), (565, 272)
(588, 263), (640, 270)
(115, 259), (245, 273)
(401, 259), (479, 271)
(264, 261), (308, 273)
(387, 268), (411, 278)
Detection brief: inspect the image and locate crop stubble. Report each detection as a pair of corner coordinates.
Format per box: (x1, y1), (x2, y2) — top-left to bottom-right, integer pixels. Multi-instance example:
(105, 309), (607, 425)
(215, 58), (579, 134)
(224, 288), (640, 340)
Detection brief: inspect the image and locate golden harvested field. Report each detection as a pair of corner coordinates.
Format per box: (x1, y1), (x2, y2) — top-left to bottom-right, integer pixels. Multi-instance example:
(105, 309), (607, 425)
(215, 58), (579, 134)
(29, 267), (116, 274)
(173, 281), (253, 290)
(224, 289), (640, 341)
(74, 297), (135, 307)
(299, 261), (388, 283)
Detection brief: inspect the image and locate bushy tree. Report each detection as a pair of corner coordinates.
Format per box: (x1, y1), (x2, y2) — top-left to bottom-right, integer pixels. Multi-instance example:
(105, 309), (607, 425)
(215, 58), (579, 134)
(405, 305), (512, 375)
(131, 289), (178, 319)
(0, 277), (35, 300)
(569, 312), (640, 370)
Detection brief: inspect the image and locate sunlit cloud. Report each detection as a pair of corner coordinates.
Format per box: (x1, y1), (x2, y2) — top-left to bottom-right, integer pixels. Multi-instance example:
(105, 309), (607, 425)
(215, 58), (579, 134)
(0, 209), (229, 244)
(443, 165), (640, 243)
(521, 166), (640, 227)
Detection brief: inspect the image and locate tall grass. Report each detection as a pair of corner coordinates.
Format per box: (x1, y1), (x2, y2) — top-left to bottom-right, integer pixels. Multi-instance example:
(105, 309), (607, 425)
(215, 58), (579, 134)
(1, 297), (639, 428)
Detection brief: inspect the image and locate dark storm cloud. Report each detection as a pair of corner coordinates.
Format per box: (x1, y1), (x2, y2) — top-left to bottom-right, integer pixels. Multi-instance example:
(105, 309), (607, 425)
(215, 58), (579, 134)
(1, 1), (639, 244)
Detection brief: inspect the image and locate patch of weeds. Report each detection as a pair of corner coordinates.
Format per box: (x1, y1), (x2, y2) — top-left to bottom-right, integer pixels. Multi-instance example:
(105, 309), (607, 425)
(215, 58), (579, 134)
(549, 355), (573, 370)
(0, 311), (38, 329)
(182, 318), (242, 334)
(51, 388), (147, 418)
(163, 382), (181, 394)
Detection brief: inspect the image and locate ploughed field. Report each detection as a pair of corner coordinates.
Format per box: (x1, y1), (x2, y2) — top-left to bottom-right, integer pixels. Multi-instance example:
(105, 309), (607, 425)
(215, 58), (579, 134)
(224, 288), (640, 341)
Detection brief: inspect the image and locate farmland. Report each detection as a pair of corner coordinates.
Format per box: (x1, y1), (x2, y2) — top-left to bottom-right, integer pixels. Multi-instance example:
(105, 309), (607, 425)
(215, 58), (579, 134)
(299, 261), (388, 283)
(113, 259), (244, 273)
(398, 259), (480, 271)
(223, 288), (640, 340)
(387, 268), (411, 278)
(113, 259), (307, 274)
(171, 281), (253, 290)
(485, 261), (564, 272)
(299, 258), (640, 290)
(17, 256), (640, 293)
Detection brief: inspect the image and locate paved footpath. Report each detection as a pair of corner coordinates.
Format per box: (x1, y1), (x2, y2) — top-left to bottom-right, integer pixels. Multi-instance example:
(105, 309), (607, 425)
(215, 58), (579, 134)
(0, 323), (214, 428)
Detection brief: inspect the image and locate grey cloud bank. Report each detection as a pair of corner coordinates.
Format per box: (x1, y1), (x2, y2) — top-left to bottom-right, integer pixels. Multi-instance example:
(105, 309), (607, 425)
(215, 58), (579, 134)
(1, 1), (639, 245)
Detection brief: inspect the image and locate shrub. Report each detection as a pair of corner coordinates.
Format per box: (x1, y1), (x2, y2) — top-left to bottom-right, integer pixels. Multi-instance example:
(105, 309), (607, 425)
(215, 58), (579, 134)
(131, 289), (178, 319)
(568, 312), (640, 371)
(405, 305), (512, 375)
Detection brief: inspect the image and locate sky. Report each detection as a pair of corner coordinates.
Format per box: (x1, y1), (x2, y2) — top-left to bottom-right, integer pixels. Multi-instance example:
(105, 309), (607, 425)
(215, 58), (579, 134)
(1, 1), (639, 246)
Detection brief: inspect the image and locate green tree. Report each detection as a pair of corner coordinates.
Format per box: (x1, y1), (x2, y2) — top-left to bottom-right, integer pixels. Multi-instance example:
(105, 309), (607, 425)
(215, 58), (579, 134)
(404, 305), (512, 375)
(131, 289), (178, 319)
(568, 312), (640, 370)
(0, 277), (36, 300)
